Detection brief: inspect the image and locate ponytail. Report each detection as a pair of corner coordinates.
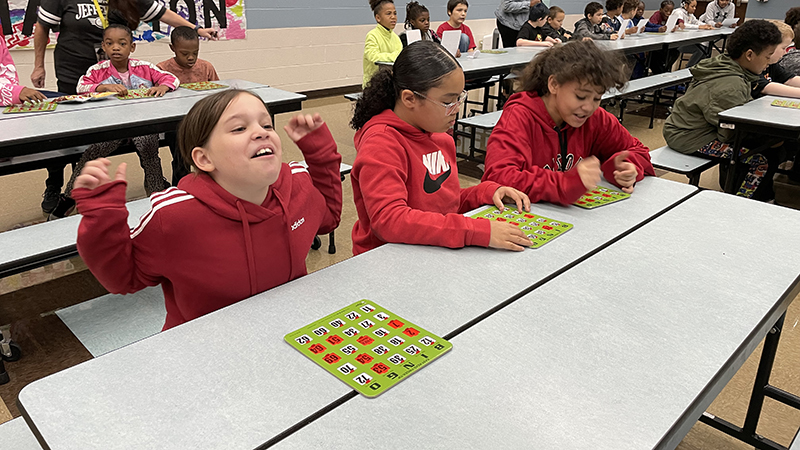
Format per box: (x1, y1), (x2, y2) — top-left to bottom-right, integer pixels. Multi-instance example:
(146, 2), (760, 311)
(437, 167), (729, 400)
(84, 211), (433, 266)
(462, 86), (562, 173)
(404, 1), (429, 30)
(351, 40), (460, 130)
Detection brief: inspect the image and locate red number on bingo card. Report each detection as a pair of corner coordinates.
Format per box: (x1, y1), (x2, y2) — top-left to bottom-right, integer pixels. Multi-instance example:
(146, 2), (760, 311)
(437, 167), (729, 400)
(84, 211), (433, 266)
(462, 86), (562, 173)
(403, 327), (420, 337)
(323, 353), (341, 364)
(510, 222), (519, 226)
(497, 218), (507, 222)
(388, 319), (404, 329)
(524, 214), (534, 218)
(357, 335), (375, 345)
(371, 363), (390, 374)
(308, 343), (326, 354)
(542, 225), (553, 230)
(355, 353), (374, 364)
(326, 335), (344, 345)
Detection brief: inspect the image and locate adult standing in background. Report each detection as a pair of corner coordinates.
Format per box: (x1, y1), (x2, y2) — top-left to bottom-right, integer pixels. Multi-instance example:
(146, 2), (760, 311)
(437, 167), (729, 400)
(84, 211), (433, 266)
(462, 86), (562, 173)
(30, 0), (217, 214)
(495, 0), (541, 48)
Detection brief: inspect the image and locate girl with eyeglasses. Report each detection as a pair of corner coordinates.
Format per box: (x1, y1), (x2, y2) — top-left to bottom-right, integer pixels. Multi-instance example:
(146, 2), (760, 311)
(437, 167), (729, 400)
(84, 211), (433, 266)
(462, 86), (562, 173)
(349, 41), (532, 255)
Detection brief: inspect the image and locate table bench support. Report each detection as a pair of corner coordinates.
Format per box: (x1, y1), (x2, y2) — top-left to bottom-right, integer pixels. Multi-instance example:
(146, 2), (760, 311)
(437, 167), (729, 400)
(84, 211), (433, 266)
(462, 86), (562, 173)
(699, 313), (799, 450)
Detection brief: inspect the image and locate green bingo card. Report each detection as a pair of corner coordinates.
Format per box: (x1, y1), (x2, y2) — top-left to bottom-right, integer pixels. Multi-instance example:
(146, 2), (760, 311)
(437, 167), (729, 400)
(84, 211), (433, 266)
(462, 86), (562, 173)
(285, 300), (452, 398)
(574, 186), (630, 209)
(3, 101), (57, 113)
(180, 81), (228, 90)
(116, 88), (155, 100)
(468, 205), (573, 249)
(771, 99), (800, 109)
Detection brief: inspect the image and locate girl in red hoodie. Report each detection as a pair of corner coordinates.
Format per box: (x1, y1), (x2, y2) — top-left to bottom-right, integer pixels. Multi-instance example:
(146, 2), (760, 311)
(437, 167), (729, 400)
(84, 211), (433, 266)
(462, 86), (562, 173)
(350, 40), (531, 255)
(72, 89), (343, 330)
(482, 40), (654, 206)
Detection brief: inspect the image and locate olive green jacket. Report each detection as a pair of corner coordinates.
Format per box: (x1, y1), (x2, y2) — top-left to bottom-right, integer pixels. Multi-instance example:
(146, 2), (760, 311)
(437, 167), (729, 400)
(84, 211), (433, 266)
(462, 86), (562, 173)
(663, 54), (761, 154)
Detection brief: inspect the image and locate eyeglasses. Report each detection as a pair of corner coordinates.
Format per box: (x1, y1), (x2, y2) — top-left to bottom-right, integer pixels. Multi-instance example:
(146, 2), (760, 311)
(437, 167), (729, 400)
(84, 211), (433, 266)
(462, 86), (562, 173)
(413, 90), (468, 115)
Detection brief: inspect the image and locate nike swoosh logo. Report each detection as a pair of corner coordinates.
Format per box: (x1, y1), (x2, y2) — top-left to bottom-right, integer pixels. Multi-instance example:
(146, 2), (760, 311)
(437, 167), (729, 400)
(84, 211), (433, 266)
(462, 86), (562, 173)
(423, 167), (452, 194)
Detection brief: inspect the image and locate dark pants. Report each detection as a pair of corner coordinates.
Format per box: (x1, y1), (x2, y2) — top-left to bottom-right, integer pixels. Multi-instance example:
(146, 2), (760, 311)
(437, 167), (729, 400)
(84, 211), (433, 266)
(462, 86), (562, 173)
(45, 81), (80, 192)
(164, 131), (191, 185)
(496, 19), (519, 48)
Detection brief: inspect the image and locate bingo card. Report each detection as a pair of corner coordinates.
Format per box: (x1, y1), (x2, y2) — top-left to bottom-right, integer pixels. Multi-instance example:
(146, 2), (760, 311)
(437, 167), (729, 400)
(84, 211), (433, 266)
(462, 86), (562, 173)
(3, 102), (57, 113)
(285, 300), (452, 397)
(468, 205), (573, 249)
(180, 82), (228, 91)
(116, 88), (156, 100)
(771, 99), (800, 109)
(574, 186), (630, 209)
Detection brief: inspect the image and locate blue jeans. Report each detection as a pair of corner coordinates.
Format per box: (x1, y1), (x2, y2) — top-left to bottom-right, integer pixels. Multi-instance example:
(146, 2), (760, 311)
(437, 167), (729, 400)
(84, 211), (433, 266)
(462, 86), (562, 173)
(458, 33), (470, 52)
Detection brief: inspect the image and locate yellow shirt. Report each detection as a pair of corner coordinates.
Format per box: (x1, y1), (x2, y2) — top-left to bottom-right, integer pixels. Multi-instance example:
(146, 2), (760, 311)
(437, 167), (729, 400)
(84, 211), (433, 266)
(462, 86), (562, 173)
(363, 25), (402, 87)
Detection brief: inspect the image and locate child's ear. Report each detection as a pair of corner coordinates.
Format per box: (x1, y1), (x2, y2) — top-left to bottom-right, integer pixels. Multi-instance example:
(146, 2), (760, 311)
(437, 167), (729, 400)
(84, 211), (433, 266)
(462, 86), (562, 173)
(130, 42), (136, 53)
(743, 48), (754, 62)
(399, 89), (419, 109)
(169, 43), (175, 52)
(192, 147), (215, 172)
(547, 75), (560, 95)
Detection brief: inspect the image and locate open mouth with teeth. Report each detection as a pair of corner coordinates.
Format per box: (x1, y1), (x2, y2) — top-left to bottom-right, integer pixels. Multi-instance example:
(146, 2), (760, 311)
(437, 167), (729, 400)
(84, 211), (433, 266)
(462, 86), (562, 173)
(252, 147), (274, 158)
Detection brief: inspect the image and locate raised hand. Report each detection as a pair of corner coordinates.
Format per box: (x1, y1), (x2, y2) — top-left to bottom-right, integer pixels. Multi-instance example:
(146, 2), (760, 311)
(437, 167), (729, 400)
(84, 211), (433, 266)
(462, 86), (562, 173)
(74, 158), (127, 191)
(284, 113), (324, 142)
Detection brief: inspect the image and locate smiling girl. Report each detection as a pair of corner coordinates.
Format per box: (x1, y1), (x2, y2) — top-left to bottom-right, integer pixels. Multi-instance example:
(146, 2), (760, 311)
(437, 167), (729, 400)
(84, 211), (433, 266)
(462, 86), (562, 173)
(350, 41), (532, 255)
(72, 89), (343, 330)
(482, 41), (654, 205)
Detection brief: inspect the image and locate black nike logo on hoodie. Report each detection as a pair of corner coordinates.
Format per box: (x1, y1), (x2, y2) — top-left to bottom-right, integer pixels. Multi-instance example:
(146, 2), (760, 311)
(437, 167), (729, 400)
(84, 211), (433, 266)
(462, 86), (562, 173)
(423, 167), (452, 194)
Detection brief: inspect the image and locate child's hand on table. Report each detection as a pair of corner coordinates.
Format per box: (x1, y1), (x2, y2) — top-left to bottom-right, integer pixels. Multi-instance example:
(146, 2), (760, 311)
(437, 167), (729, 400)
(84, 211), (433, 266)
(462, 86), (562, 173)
(98, 84), (128, 96)
(612, 150), (638, 193)
(285, 113), (324, 142)
(74, 158), (127, 191)
(658, 26), (667, 32)
(19, 87), (47, 103)
(147, 85), (170, 97)
(492, 186), (531, 214)
(610, 33), (619, 40)
(576, 156), (601, 190)
(489, 220), (533, 251)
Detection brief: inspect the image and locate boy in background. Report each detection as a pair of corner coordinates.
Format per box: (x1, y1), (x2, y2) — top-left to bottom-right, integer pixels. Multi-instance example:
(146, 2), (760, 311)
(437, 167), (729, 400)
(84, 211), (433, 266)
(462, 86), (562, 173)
(437, 0), (476, 54)
(603, 0), (624, 32)
(158, 26), (220, 185)
(573, 2), (618, 40)
(663, 20), (784, 200)
(542, 6), (573, 41)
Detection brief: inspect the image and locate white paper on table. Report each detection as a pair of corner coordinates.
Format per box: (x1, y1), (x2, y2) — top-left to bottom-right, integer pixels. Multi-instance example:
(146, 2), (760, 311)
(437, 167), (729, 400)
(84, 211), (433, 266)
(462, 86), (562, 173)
(441, 30), (461, 56)
(637, 20), (648, 33)
(467, 50), (480, 59)
(619, 19), (631, 39)
(721, 17), (738, 27)
(406, 29), (421, 44)
(665, 12), (679, 32)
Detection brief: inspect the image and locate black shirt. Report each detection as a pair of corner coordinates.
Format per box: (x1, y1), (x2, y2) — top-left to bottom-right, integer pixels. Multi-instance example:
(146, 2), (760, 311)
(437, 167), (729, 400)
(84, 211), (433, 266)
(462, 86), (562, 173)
(752, 62), (795, 98)
(38, 0), (165, 90)
(517, 22), (545, 42)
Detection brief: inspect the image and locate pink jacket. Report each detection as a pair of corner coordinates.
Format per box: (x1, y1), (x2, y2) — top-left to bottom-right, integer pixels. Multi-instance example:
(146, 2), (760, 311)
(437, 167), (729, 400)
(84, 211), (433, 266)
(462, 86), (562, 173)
(77, 58), (179, 93)
(0, 33), (24, 106)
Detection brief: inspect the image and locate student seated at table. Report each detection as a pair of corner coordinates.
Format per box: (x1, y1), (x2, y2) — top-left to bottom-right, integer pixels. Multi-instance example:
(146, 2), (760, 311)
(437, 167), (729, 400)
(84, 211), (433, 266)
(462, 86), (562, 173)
(699, 0), (735, 28)
(157, 26), (220, 186)
(603, 0), (624, 32)
(673, 0), (715, 67)
(753, 21), (800, 99)
(363, 0), (402, 87)
(779, 9), (800, 76)
(350, 41), (532, 254)
(400, 1), (440, 47)
(0, 28), (46, 106)
(542, 6), (573, 42)
(517, 3), (558, 47)
(573, 2), (618, 41)
(619, 0), (647, 78)
(663, 20), (786, 200)
(72, 89), (343, 330)
(646, 0), (681, 73)
(49, 24), (179, 219)
(482, 41), (654, 205)
(436, 0), (477, 55)
(632, 0), (646, 25)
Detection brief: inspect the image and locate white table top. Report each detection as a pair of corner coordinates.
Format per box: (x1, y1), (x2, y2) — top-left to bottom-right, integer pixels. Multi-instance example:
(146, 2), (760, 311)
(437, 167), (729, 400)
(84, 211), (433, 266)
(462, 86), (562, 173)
(0, 418), (43, 450)
(275, 190), (800, 450)
(596, 27), (730, 53)
(718, 95), (800, 131)
(379, 47), (546, 78)
(0, 80), (306, 157)
(18, 177), (696, 450)
(0, 199), (151, 278)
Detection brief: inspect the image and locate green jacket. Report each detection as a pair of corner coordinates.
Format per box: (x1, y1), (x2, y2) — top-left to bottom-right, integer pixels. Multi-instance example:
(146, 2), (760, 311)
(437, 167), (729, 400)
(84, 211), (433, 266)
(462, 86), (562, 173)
(663, 54), (761, 154)
(363, 25), (402, 87)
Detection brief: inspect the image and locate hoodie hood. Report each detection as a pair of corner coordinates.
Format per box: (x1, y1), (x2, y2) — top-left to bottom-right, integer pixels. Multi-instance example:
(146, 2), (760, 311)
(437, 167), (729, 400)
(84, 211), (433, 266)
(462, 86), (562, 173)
(177, 170), (291, 224)
(354, 109), (435, 148)
(689, 53), (761, 86)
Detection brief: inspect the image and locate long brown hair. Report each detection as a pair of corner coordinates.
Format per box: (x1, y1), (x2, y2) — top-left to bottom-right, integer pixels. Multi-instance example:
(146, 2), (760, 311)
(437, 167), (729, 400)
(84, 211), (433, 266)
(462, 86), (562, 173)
(178, 89), (269, 172)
